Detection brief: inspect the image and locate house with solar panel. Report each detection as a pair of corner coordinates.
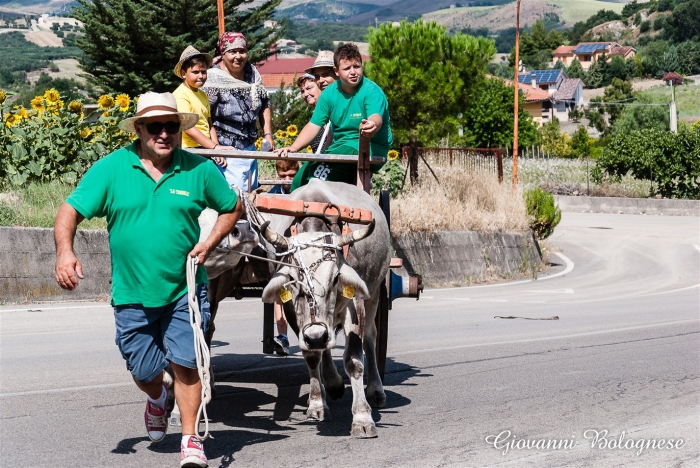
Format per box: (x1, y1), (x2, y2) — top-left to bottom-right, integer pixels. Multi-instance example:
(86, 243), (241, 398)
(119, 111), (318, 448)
(551, 42), (636, 70)
(518, 69), (584, 123)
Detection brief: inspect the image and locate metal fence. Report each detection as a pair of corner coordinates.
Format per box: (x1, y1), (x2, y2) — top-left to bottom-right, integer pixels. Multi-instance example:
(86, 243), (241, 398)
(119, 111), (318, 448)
(402, 147), (503, 182)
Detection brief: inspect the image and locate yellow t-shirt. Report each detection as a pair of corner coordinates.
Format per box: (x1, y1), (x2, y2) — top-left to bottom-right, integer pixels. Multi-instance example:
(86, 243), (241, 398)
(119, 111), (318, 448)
(173, 83), (211, 148)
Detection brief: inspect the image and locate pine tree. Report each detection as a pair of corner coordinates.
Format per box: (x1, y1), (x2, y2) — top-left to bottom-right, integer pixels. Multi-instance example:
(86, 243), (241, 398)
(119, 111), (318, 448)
(74, 0), (283, 95)
(566, 58), (586, 80)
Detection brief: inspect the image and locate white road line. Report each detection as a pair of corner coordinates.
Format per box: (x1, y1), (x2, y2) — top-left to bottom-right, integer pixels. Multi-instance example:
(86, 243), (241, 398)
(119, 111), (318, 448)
(527, 289), (574, 294)
(390, 319), (699, 357)
(693, 244), (700, 254)
(0, 382), (133, 398)
(428, 252), (575, 292)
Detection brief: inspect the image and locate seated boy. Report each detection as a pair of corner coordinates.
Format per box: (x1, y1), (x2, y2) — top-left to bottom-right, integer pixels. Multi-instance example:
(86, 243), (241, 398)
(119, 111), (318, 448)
(275, 43), (392, 191)
(268, 159), (300, 195)
(173, 45), (230, 168)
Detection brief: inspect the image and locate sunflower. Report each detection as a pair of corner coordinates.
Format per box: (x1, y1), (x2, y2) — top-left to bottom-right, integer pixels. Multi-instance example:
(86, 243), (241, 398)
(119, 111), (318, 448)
(286, 124), (298, 137)
(14, 106), (28, 119)
(4, 113), (18, 127)
(30, 96), (45, 111)
(115, 94), (130, 112)
(98, 94), (115, 110)
(305, 145), (313, 153)
(0, 90), (6, 105)
(274, 129), (285, 139)
(255, 140), (261, 151)
(68, 100), (84, 116)
(79, 127), (93, 139)
(387, 149), (399, 161)
(44, 88), (60, 103)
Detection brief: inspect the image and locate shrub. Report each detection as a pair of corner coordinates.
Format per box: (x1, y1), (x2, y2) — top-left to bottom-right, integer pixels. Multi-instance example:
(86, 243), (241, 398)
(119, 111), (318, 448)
(653, 14), (666, 31)
(1, 89), (136, 187)
(524, 187), (561, 240)
(662, 71), (683, 85)
(595, 127), (700, 199)
(640, 20), (651, 33)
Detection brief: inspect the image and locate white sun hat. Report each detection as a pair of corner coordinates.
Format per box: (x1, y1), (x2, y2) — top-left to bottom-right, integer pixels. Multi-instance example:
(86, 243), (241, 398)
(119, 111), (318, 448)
(118, 92), (199, 133)
(304, 50), (335, 74)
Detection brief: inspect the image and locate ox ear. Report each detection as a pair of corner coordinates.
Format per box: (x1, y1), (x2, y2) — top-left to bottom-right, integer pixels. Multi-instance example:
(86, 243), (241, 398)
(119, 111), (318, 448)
(337, 263), (370, 300)
(262, 267), (292, 303)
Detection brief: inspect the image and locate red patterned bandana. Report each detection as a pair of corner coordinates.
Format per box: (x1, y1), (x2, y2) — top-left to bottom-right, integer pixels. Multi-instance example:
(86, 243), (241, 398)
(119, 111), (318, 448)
(214, 32), (247, 63)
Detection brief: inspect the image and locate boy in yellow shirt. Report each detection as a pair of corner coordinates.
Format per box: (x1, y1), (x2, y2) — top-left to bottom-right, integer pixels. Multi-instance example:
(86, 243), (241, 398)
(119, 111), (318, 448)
(173, 46), (230, 167)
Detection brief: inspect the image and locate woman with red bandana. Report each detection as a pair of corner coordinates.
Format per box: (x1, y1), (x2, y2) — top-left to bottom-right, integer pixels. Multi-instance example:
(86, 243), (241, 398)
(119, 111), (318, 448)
(202, 32), (274, 191)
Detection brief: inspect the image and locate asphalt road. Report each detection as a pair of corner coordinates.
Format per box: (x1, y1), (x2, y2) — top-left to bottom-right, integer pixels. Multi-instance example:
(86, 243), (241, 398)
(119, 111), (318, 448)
(1, 212), (698, 468)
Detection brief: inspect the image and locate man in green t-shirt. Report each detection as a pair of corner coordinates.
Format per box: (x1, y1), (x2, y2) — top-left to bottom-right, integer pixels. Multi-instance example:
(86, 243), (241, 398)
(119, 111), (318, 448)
(54, 92), (242, 468)
(275, 43), (393, 191)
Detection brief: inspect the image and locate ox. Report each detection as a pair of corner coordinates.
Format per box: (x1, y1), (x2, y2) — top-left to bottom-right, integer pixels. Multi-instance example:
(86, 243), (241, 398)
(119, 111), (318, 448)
(259, 179), (390, 437)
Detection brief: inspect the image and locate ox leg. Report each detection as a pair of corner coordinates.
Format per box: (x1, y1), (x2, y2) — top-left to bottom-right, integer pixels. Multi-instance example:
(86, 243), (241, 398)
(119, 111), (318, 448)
(344, 301), (378, 438)
(163, 366), (181, 427)
(321, 349), (345, 400)
(302, 350), (329, 421)
(362, 293), (386, 408)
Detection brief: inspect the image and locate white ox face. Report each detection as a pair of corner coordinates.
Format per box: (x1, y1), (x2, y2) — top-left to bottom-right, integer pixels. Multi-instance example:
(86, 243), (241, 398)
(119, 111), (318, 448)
(261, 226), (374, 352)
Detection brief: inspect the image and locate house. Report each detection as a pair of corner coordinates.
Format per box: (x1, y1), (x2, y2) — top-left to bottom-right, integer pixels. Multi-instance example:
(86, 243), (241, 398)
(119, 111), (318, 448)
(518, 70), (584, 122)
(501, 76), (553, 126)
(255, 57), (317, 93)
(551, 42), (636, 70)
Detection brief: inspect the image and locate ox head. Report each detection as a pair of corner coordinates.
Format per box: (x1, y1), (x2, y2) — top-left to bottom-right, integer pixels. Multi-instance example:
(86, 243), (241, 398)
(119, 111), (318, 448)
(261, 220), (376, 351)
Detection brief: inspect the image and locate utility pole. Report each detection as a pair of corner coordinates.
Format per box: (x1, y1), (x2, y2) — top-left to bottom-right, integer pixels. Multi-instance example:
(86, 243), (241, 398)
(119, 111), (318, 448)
(512, 0), (521, 193)
(669, 80), (678, 134)
(217, 0), (225, 36)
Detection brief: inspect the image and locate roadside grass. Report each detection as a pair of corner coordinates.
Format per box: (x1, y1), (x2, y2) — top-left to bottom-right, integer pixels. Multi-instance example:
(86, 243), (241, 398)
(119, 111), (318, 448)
(391, 164), (529, 235)
(504, 157), (656, 198)
(635, 82), (700, 119)
(0, 182), (107, 229)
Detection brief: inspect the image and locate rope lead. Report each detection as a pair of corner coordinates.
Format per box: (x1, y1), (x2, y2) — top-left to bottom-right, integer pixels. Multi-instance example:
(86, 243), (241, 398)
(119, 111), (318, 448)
(186, 256), (212, 441)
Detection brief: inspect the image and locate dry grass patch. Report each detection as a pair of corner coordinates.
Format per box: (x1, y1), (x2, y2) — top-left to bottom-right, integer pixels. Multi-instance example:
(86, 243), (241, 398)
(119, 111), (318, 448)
(391, 166), (528, 235)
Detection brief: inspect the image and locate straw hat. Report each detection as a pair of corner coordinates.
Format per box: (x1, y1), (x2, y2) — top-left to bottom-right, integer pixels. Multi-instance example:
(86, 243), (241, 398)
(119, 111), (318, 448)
(304, 50), (335, 74)
(118, 92), (199, 133)
(173, 45), (213, 78)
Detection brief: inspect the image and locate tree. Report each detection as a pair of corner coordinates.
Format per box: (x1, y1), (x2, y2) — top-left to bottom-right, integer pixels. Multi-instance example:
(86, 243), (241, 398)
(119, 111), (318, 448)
(612, 93), (670, 135)
(585, 78), (634, 135)
(74, 0), (284, 95)
(566, 58), (586, 80)
(539, 119), (571, 157)
(664, 0), (700, 43)
(508, 19), (563, 70)
(459, 77), (539, 149)
(570, 125), (591, 158)
(609, 55), (628, 81)
(365, 20), (495, 148)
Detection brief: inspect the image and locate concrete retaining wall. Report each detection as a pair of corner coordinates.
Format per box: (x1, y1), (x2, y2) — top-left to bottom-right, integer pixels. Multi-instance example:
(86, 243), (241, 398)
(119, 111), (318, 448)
(555, 195), (699, 216)
(1, 226), (542, 302)
(0, 227), (111, 303)
(392, 231), (541, 287)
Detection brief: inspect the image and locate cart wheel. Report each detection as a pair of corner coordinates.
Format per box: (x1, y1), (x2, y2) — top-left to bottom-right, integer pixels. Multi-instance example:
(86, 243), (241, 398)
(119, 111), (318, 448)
(375, 190), (391, 382)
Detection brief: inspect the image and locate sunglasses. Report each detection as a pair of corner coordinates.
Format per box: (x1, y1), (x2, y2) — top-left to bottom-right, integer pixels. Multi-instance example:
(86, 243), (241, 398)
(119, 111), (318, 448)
(139, 121), (180, 135)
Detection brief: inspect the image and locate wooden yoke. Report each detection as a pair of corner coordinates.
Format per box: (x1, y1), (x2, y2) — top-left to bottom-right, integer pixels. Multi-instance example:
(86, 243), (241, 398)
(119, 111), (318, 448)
(255, 196), (373, 225)
(357, 133), (371, 194)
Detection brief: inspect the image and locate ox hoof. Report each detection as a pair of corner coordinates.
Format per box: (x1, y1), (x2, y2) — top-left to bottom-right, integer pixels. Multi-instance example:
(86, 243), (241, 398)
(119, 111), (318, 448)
(305, 405), (330, 422)
(326, 382), (345, 401)
(351, 421), (378, 439)
(365, 389), (386, 408)
(169, 413), (182, 427)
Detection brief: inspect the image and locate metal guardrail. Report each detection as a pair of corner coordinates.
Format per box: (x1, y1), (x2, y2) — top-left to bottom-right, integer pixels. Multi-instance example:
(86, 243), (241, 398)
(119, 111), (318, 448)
(402, 146), (503, 183)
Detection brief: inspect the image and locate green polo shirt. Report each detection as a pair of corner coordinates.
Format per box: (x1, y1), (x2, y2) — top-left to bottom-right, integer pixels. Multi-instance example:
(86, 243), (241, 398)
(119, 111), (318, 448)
(66, 142), (238, 307)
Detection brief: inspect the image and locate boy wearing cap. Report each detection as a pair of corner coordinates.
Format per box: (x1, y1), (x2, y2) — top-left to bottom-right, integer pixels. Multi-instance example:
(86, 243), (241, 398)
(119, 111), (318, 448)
(54, 92), (241, 468)
(305, 50), (336, 91)
(276, 43), (392, 190)
(173, 46), (230, 168)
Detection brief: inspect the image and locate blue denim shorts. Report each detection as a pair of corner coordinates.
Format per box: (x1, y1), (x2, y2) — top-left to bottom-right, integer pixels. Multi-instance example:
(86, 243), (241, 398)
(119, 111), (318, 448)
(113, 285), (210, 384)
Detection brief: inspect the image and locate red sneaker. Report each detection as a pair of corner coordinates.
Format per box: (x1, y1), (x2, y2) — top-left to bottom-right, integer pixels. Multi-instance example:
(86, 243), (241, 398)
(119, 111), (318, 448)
(181, 435), (208, 468)
(144, 384), (168, 442)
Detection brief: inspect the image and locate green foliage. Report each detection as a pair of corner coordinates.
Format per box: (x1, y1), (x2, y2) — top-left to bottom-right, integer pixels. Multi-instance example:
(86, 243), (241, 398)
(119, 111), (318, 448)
(596, 126), (700, 198)
(284, 20), (367, 44)
(0, 31), (82, 87)
(13, 73), (89, 108)
(371, 158), (405, 198)
(609, 56), (629, 81)
(612, 93), (670, 135)
(73, 0), (283, 95)
(567, 9), (621, 43)
(634, 13), (642, 26)
(365, 20), (495, 146)
(268, 82), (312, 135)
(539, 119), (571, 157)
(570, 125), (591, 158)
(566, 58), (586, 80)
(664, 0), (700, 43)
(508, 19), (562, 70)
(653, 14), (666, 31)
(0, 89), (135, 186)
(585, 78), (634, 135)
(459, 77), (539, 149)
(0, 202), (19, 226)
(640, 20), (651, 33)
(524, 187), (561, 240)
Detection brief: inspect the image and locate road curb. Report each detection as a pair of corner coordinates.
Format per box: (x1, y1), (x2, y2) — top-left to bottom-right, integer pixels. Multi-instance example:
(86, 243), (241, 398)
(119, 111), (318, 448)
(554, 195), (699, 216)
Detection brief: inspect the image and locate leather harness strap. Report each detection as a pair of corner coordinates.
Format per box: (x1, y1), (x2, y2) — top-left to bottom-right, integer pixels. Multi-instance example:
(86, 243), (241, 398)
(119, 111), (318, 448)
(256, 196), (373, 225)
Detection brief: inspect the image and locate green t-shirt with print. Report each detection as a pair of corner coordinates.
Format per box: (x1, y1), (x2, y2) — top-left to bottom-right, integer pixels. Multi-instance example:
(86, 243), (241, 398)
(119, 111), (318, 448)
(310, 76), (393, 157)
(66, 142), (238, 307)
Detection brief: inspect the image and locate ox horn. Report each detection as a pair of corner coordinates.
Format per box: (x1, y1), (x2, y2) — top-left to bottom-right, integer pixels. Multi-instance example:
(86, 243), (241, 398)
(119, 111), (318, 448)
(335, 219), (376, 247)
(261, 220), (289, 249)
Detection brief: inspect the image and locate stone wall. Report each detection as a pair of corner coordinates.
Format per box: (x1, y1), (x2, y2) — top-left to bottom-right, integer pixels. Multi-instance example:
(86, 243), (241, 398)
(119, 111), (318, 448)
(0, 227), (111, 303)
(392, 231), (541, 287)
(555, 196), (700, 216)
